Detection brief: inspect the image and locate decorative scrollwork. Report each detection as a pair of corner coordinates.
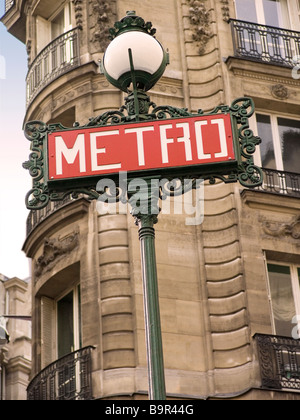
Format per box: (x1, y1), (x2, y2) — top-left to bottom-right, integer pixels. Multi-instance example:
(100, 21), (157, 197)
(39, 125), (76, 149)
(23, 97), (262, 210)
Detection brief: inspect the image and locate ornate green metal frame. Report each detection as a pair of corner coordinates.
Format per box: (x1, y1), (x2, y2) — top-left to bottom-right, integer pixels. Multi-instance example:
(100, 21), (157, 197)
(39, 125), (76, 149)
(23, 96), (262, 210)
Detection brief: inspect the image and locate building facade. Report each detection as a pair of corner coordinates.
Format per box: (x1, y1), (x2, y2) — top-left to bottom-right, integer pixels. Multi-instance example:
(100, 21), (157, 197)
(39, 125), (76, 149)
(0, 274), (31, 400)
(1, 0), (300, 400)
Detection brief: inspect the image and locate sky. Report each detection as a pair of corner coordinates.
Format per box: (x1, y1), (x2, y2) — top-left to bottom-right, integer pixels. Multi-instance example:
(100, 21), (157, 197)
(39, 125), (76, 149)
(0, 4), (31, 279)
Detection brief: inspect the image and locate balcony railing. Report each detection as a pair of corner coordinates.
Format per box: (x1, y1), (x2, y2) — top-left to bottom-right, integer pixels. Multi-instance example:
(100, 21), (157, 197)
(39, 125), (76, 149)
(26, 27), (80, 106)
(255, 334), (300, 391)
(27, 346), (95, 400)
(229, 19), (300, 67)
(26, 195), (75, 236)
(256, 167), (300, 198)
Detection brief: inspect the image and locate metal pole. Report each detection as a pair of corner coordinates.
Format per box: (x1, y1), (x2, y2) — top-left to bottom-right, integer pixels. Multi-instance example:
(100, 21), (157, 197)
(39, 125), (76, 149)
(128, 179), (166, 400)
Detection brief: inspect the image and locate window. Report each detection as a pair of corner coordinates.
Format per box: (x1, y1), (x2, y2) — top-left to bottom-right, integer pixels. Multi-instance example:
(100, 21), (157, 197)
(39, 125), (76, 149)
(35, 1), (73, 53)
(235, 0), (291, 28)
(255, 113), (300, 173)
(267, 263), (300, 337)
(235, 0), (300, 30)
(57, 285), (82, 359)
(51, 2), (72, 41)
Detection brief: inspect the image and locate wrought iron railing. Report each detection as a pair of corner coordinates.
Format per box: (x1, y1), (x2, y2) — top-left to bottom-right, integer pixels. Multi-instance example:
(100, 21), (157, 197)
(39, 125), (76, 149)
(255, 334), (300, 391)
(26, 27), (80, 106)
(27, 346), (95, 400)
(256, 167), (300, 198)
(229, 19), (300, 67)
(26, 195), (74, 236)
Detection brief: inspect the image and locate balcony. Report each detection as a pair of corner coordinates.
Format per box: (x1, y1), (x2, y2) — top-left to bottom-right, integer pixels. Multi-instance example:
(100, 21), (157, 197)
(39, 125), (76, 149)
(26, 195), (74, 237)
(256, 168), (300, 198)
(26, 27), (80, 107)
(255, 334), (300, 391)
(27, 346), (95, 400)
(229, 19), (300, 68)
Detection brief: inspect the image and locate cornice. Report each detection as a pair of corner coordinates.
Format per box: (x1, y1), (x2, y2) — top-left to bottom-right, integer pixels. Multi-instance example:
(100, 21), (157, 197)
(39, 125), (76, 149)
(22, 198), (90, 258)
(226, 57), (300, 87)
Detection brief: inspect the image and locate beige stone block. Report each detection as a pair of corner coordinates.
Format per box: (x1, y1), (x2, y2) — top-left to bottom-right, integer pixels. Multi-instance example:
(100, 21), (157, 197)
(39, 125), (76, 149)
(102, 314), (133, 334)
(156, 275), (200, 301)
(176, 300), (203, 336)
(204, 194), (235, 216)
(209, 291), (246, 315)
(99, 247), (129, 265)
(214, 345), (252, 369)
(204, 241), (240, 264)
(186, 51), (219, 71)
(101, 297), (132, 316)
(202, 209), (237, 232)
(162, 333), (206, 371)
(98, 214), (127, 233)
(99, 263), (130, 281)
(160, 299), (203, 336)
(213, 362), (254, 394)
(155, 232), (198, 267)
(189, 77), (223, 99)
(212, 327), (249, 351)
(202, 225), (239, 247)
(203, 182), (233, 200)
(207, 275), (244, 298)
(246, 290), (272, 329)
(187, 63), (222, 84)
(205, 258), (242, 281)
(190, 90), (225, 114)
(101, 279), (131, 299)
(102, 332), (134, 352)
(98, 230), (128, 249)
(210, 309), (247, 333)
(103, 350), (135, 370)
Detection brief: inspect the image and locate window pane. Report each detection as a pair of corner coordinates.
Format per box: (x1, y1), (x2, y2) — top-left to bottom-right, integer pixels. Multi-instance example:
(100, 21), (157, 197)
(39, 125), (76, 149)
(256, 114), (276, 169)
(57, 291), (74, 358)
(263, 0), (280, 27)
(235, 0), (258, 22)
(268, 264), (296, 337)
(278, 117), (300, 173)
(51, 9), (64, 40)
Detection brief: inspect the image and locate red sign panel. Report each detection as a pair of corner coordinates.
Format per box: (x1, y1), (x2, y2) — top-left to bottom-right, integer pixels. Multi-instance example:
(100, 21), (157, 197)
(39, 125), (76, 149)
(47, 114), (235, 181)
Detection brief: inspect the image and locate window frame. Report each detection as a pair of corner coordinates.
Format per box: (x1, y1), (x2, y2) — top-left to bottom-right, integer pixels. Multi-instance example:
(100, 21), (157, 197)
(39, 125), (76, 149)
(266, 259), (300, 337)
(251, 111), (300, 173)
(234, 0), (299, 30)
(55, 283), (82, 360)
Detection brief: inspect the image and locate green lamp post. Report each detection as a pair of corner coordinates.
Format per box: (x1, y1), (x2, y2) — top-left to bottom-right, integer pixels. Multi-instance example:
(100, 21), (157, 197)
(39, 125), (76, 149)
(101, 11), (168, 400)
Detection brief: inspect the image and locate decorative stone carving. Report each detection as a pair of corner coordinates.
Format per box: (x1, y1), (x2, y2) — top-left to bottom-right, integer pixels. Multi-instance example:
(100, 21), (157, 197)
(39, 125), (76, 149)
(271, 84), (289, 100)
(262, 215), (300, 240)
(72, 0), (83, 30)
(187, 0), (212, 55)
(220, 0), (230, 22)
(90, 0), (116, 51)
(34, 231), (79, 278)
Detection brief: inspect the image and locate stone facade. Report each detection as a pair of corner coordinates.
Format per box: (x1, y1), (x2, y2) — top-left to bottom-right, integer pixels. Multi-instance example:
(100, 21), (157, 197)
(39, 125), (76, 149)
(0, 275), (31, 400)
(2, 0), (300, 399)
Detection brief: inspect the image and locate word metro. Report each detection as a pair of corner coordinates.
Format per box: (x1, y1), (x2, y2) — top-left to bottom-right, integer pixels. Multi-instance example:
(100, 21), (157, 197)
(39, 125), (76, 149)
(47, 114), (235, 182)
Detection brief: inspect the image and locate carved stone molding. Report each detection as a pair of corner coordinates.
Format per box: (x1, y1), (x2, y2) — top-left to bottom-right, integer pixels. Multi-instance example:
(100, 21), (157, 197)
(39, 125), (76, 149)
(187, 0), (212, 55)
(220, 0), (230, 22)
(72, 0), (83, 30)
(90, 0), (116, 51)
(271, 84), (289, 100)
(34, 231), (79, 278)
(261, 215), (300, 240)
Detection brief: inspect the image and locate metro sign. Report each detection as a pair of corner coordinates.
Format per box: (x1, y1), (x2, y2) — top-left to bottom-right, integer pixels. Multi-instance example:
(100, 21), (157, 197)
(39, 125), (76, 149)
(47, 113), (236, 185)
(23, 97), (262, 209)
